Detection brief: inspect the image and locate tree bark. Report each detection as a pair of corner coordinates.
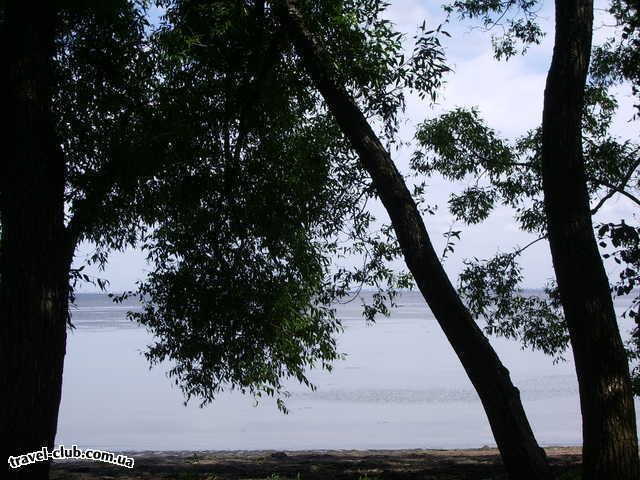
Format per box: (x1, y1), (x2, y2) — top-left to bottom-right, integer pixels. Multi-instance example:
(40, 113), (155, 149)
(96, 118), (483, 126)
(1, 3), (72, 479)
(278, 1), (553, 479)
(541, 1), (640, 479)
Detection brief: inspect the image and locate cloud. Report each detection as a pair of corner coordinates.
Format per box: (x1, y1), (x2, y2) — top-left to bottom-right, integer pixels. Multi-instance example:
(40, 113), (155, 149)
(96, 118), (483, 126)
(437, 53), (547, 137)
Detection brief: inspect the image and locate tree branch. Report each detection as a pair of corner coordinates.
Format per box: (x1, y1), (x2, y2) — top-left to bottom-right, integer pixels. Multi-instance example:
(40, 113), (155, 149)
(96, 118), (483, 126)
(513, 234), (547, 256)
(592, 177), (640, 208)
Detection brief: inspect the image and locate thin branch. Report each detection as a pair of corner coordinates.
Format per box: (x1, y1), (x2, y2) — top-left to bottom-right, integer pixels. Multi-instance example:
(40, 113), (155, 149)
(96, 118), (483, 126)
(590, 156), (640, 212)
(591, 182), (620, 215)
(513, 234), (547, 256)
(592, 177), (640, 209)
(440, 219), (458, 262)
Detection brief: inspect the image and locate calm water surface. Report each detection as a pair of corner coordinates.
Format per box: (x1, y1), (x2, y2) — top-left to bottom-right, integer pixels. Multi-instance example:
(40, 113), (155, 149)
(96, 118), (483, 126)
(55, 292), (640, 451)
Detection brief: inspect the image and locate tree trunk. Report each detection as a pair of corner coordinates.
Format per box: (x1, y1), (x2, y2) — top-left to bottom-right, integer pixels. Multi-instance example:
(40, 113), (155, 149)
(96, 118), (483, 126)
(1, 3), (72, 479)
(279, 1), (553, 478)
(541, 1), (640, 479)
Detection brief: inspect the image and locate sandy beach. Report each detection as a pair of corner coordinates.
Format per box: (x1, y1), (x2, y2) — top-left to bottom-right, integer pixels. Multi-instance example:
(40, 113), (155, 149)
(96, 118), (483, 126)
(50, 447), (583, 479)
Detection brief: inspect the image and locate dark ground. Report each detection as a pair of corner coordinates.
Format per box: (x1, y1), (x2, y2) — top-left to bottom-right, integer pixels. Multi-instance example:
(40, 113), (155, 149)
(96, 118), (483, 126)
(50, 447), (583, 479)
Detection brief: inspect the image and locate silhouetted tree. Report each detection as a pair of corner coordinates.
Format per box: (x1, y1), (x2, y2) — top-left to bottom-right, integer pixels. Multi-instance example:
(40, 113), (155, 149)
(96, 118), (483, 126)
(276, 1), (553, 478)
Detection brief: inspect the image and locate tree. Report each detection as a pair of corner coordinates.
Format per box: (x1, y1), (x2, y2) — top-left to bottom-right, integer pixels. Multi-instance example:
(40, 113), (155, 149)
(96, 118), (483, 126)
(412, 2), (640, 387)
(2, 1), (165, 477)
(591, 1), (640, 396)
(116, 0), (407, 406)
(2, 1), (410, 477)
(275, 1), (554, 478)
(413, 1), (640, 477)
(2, 3), (72, 479)
(541, 1), (639, 477)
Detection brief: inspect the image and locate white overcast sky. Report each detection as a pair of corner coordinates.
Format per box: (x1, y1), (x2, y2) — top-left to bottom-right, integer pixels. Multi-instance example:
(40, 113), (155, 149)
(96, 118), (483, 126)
(73, 0), (639, 292)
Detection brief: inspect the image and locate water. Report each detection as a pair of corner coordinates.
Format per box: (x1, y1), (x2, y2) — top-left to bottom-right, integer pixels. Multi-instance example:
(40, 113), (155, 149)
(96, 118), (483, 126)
(56, 292), (640, 451)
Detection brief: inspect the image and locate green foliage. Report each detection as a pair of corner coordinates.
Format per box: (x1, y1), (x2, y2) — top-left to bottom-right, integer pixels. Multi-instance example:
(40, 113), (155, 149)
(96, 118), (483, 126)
(444, 0), (545, 60)
(288, 0), (451, 140)
(591, 0), (640, 116)
(413, 1), (640, 392)
(459, 254), (568, 359)
(52, 2), (157, 311)
(124, 0), (363, 406)
(413, 89), (640, 387)
(301, 0), (411, 137)
(55, 0), (155, 249)
(597, 221), (640, 391)
(412, 107), (543, 233)
(441, 226), (462, 261)
(412, 84), (639, 235)
(56, 0), (434, 408)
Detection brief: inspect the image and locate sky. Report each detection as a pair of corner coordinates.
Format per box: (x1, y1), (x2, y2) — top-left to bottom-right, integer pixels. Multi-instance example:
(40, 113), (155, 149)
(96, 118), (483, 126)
(73, 0), (639, 293)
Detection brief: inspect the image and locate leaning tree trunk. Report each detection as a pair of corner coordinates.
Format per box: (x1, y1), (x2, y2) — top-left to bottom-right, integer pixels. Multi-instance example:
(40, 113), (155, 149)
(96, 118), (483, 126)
(540, 1), (640, 479)
(278, 1), (553, 479)
(1, 3), (72, 479)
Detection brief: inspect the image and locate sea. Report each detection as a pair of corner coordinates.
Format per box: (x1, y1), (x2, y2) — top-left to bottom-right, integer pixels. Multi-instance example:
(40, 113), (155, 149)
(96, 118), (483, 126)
(55, 291), (640, 451)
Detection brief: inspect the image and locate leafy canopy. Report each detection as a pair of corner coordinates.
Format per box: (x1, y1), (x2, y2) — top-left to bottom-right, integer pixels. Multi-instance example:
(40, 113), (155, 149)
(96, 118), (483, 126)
(56, 0), (449, 408)
(414, 0), (640, 391)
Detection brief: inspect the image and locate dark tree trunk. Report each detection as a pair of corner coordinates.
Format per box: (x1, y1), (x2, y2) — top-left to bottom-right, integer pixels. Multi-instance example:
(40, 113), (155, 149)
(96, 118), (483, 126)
(541, 1), (640, 479)
(1, 3), (72, 479)
(279, 2), (553, 479)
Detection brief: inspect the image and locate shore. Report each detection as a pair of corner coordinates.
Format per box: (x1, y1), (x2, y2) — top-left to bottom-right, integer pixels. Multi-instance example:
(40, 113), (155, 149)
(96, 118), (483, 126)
(50, 446), (582, 479)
